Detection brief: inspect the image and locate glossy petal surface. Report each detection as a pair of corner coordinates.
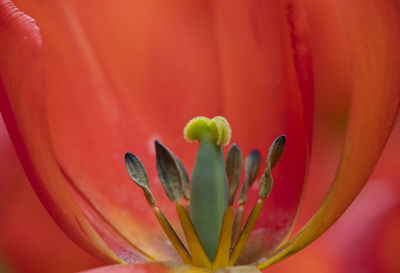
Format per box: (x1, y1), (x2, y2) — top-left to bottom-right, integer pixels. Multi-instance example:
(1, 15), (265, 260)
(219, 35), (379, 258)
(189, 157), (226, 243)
(0, 0), (313, 263)
(0, 118), (105, 273)
(257, 0), (400, 267)
(0, 0), (125, 264)
(81, 263), (210, 273)
(80, 263), (261, 273)
(80, 263), (210, 273)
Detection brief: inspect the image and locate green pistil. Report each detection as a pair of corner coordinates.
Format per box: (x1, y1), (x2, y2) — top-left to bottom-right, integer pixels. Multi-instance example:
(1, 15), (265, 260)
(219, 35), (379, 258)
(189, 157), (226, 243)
(184, 116), (231, 260)
(190, 131), (227, 260)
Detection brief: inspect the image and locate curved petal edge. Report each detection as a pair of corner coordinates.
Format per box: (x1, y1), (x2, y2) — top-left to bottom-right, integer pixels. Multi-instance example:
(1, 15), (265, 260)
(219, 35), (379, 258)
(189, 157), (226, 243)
(257, 0), (400, 268)
(0, 0), (123, 264)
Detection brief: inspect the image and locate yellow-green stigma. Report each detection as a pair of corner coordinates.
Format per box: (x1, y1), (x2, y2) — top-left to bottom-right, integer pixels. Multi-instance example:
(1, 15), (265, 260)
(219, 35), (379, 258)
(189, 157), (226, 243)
(124, 116), (286, 270)
(184, 116), (231, 145)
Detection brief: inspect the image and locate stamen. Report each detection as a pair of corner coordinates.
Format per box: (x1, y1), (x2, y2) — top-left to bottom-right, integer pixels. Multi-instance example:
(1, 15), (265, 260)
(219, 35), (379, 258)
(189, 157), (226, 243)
(230, 136), (286, 265)
(267, 135), (286, 170)
(237, 150), (262, 205)
(155, 140), (183, 202)
(125, 152), (156, 207)
(212, 206), (234, 270)
(176, 202), (212, 268)
(155, 140), (190, 206)
(260, 135), (286, 199)
(174, 156), (190, 200)
(232, 150), (261, 244)
(230, 199), (263, 266)
(153, 207), (192, 264)
(226, 144), (243, 206)
(125, 152), (191, 263)
(231, 205), (244, 246)
(259, 172), (273, 200)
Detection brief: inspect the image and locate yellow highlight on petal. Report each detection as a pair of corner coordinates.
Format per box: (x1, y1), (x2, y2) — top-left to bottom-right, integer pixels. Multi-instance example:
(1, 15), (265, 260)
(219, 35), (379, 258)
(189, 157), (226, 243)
(184, 116), (231, 146)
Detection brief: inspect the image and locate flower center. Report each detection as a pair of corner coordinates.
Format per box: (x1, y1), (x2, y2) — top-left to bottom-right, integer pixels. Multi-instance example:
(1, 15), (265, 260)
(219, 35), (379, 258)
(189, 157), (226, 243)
(124, 116), (285, 270)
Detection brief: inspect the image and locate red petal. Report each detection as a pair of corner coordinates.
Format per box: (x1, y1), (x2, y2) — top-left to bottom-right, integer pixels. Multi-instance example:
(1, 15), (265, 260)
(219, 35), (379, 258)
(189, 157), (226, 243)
(0, 1), (125, 263)
(258, 0), (400, 268)
(79, 263), (210, 273)
(0, 119), (105, 273)
(1, 0), (313, 261)
(211, 0), (314, 255)
(79, 263), (262, 273)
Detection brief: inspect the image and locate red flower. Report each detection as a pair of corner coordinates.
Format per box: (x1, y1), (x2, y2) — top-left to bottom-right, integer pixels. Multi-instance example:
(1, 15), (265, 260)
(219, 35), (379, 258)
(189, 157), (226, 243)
(0, 1), (399, 272)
